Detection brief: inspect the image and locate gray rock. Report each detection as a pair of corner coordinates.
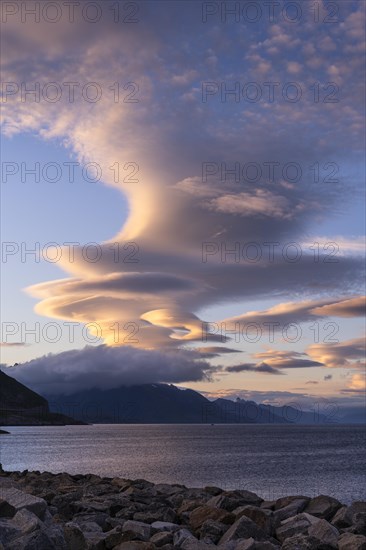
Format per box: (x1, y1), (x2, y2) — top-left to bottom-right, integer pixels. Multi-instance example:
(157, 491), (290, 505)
(134, 507), (177, 524)
(190, 505), (234, 530)
(275, 513), (320, 542)
(6, 530), (54, 550)
(114, 543), (156, 550)
(233, 505), (273, 534)
(208, 492), (262, 512)
(150, 531), (174, 546)
(0, 519), (22, 545)
(218, 515), (270, 545)
(63, 521), (88, 550)
(12, 509), (41, 534)
(273, 498), (309, 526)
(304, 495), (342, 520)
(182, 542), (217, 549)
(102, 526), (124, 549)
(234, 539), (279, 549)
(308, 518), (339, 548)
(280, 534), (318, 550)
(43, 523), (67, 550)
(151, 521), (179, 532)
(76, 520), (103, 533)
(274, 496), (310, 510)
(173, 528), (197, 547)
(331, 506), (352, 528)
(260, 501), (276, 511)
(122, 520), (152, 541)
(199, 519), (226, 543)
(351, 512), (366, 536)
(0, 488), (47, 519)
(0, 497), (16, 518)
(338, 533), (366, 550)
(346, 502), (366, 518)
(233, 539), (256, 550)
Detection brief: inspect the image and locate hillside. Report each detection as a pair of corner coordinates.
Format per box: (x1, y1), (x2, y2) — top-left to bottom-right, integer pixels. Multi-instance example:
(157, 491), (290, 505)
(0, 370), (84, 426)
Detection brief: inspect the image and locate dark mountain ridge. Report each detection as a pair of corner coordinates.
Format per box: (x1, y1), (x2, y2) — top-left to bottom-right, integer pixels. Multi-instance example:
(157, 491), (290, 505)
(0, 370), (84, 426)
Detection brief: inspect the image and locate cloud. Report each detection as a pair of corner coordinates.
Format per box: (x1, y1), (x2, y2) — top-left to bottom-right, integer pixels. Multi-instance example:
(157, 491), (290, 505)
(0, 342), (28, 347)
(346, 373), (365, 391)
(301, 237), (365, 256)
(194, 346), (240, 357)
(253, 349), (324, 369)
(6, 345), (214, 395)
(225, 362), (283, 375)
(221, 296), (365, 336)
(310, 296), (366, 318)
(307, 337), (366, 369)
(1, 1), (364, 361)
(287, 61), (302, 74)
(201, 387), (366, 417)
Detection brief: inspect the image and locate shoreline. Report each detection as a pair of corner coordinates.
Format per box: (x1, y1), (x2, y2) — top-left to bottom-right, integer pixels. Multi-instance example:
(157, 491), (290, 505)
(0, 469), (365, 549)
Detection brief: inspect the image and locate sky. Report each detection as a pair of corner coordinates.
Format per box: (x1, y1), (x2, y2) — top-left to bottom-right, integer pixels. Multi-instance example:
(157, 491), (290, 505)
(0, 0), (365, 415)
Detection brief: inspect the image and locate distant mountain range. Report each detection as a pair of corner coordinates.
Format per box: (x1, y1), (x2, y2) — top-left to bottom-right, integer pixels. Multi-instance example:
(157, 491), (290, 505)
(1, 369), (363, 426)
(45, 383), (332, 425)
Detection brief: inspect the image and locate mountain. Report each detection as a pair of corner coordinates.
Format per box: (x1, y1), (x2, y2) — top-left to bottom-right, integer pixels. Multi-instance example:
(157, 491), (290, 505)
(0, 370), (84, 426)
(44, 384), (297, 424)
(46, 384), (213, 424)
(232, 398), (331, 425)
(3, 370), (359, 425)
(211, 398), (289, 424)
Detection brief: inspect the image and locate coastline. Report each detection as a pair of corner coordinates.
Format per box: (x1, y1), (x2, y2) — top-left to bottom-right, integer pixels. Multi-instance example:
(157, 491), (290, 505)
(0, 469), (365, 549)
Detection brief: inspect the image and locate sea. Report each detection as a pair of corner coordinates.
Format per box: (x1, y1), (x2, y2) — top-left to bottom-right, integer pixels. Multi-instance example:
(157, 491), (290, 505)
(1, 424), (365, 504)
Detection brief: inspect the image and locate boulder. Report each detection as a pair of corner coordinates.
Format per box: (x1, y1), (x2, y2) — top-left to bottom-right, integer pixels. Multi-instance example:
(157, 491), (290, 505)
(150, 531), (174, 546)
(182, 542), (216, 550)
(275, 513), (320, 542)
(218, 515), (270, 545)
(122, 520), (152, 541)
(63, 521), (88, 549)
(338, 533), (366, 550)
(199, 519), (226, 543)
(304, 495), (342, 520)
(233, 505), (273, 534)
(350, 512), (366, 535)
(12, 509), (41, 534)
(308, 518), (339, 548)
(235, 539), (279, 549)
(0, 519), (22, 545)
(274, 496), (310, 510)
(280, 534), (320, 550)
(331, 506), (352, 528)
(173, 528), (197, 547)
(103, 526), (125, 549)
(260, 501), (276, 511)
(134, 507), (177, 524)
(6, 530), (54, 550)
(114, 543), (156, 550)
(207, 491), (262, 512)
(0, 497), (16, 518)
(273, 499), (310, 526)
(150, 521), (179, 532)
(0, 488), (47, 519)
(190, 505), (234, 530)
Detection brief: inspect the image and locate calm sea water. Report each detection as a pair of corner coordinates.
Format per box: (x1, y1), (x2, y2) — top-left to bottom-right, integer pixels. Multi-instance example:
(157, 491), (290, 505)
(1, 424), (365, 504)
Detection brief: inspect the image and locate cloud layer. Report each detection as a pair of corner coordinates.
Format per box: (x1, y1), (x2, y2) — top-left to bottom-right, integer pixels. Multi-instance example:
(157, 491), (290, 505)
(1, 2), (365, 391)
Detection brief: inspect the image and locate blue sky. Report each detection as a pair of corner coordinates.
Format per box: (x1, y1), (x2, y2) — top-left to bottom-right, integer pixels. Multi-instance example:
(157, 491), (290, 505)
(0, 0), (365, 410)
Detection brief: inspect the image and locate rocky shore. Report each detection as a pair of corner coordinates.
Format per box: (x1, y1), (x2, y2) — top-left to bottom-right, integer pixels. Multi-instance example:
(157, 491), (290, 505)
(0, 469), (365, 550)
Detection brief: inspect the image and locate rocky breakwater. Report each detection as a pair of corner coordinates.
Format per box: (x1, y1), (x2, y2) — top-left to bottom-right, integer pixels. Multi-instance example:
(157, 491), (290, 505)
(0, 469), (365, 549)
